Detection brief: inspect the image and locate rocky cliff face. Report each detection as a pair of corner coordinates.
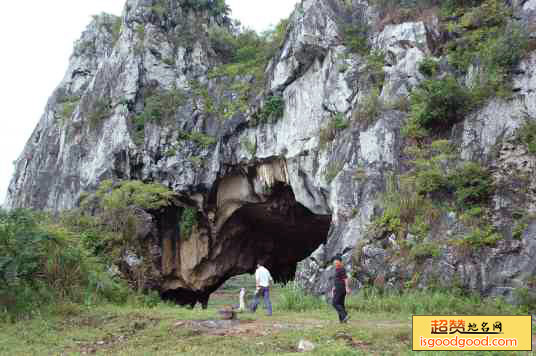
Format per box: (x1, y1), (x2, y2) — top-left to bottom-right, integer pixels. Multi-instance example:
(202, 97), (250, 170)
(6, 0), (536, 305)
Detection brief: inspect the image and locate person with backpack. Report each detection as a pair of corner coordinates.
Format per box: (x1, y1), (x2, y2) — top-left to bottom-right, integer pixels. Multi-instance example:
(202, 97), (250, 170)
(331, 254), (351, 323)
(250, 263), (273, 316)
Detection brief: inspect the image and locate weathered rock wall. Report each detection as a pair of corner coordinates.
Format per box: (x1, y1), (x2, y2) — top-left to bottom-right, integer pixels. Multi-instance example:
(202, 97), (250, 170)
(6, 0), (536, 304)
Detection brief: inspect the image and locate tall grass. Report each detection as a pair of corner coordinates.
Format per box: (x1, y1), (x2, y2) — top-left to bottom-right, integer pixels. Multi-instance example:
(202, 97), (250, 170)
(276, 281), (326, 312)
(275, 283), (527, 317)
(0, 209), (129, 322)
(347, 287), (526, 316)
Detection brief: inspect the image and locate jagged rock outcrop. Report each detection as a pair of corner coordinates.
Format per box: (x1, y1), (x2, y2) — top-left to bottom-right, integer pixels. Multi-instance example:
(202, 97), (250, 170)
(6, 0), (536, 305)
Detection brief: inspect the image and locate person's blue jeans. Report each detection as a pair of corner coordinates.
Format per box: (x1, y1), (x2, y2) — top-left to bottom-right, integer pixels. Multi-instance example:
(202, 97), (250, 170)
(250, 287), (272, 315)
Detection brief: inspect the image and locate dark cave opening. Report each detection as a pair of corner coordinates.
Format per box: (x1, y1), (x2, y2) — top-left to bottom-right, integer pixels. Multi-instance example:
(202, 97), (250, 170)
(225, 184), (331, 282)
(159, 183), (332, 308)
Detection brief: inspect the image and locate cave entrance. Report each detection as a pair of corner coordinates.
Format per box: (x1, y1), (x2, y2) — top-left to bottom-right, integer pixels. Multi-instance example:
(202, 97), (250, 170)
(221, 183), (331, 282)
(159, 181), (331, 308)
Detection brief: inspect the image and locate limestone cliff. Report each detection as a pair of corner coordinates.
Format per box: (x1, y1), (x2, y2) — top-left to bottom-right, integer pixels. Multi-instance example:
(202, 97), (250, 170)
(6, 0), (536, 305)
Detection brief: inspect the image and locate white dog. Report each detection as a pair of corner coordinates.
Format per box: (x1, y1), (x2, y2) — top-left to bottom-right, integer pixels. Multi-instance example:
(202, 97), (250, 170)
(239, 288), (246, 312)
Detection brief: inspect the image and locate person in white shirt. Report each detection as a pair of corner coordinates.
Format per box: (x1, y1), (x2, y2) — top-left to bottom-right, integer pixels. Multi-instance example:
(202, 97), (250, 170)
(250, 263), (273, 316)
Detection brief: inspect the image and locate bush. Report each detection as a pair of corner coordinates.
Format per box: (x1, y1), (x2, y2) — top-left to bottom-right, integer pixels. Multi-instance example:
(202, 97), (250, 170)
(180, 0), (230, 18)
(178, 130), (217, 148)
(241, 137), (257, 156)
(138, 88), (186, 124)
(0, 210), (129, 321)
(318, 113), (349, 149)
(417, 57), (439, 77)
(406, 76), (470, 135)
(324, 161), (344, 184)
(342, 22), (369, 55)
(519, 118), (536, 154)
(257, 95), (285, 123)
(276, 282), (325, 312)
(450, 162), (494, 209)
(445, 0), (528, 103)
(353, 87), (382, 127)
(179, 207), (198, 239)
(456, 226), (502, 248)
(88, 97), (113, 129)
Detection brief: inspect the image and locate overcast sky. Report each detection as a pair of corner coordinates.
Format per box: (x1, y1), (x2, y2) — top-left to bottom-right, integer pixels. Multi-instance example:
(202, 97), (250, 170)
(0, 0), (298, 206)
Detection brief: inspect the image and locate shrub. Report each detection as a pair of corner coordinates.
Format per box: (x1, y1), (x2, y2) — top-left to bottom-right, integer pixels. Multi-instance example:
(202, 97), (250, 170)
(179, 207), (197, 239)
(353, 87), (382, 125)
(95, 180), (176, 241)
(450, 162), (494, 209)
(88, 97), (113, 129)
(342, 22), (369, 55)
(0, 210), (129, 321)
(58, 96), (81, 123)
(445, 0), (528, 103)
(276, 282), (325, 312)
(241, 137), (257, 156)
(324, 161), (344, 184)
(406, 76), (470, 135)
(519, 118), (536, 154)
(457, 226), (502, 248)
(257, 95), (285, 123)
(319, 113), (349, 149)
(409, 241), (441, 260)
(364, 50), (386, 87)
(418, 57), (439, 77)
(138, 88), (186, 124)
(180, 0), (231, 18)
(132, 114), (146, 146)
(415, 166), (449, 196)
(178, 130), (217, 148)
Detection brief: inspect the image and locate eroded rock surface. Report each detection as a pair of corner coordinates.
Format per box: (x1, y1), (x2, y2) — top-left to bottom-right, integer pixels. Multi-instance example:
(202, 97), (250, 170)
(6, 0), (536, 304)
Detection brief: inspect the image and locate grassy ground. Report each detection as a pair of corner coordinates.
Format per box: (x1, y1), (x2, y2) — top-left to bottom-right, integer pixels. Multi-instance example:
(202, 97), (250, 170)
(1, 275), (534, 355)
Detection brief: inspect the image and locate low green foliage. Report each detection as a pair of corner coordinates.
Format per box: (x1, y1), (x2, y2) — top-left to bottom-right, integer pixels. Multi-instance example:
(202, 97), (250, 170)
(207, 19), (289, 121)
(408, 241), (441, 260)
(518, 118), (536, 154)
(138, 88), (186, 124)
(180, 0), (230, 18)
(0, 209), (129, 321)
(455, 226), (502, 248)
(347, 286), (523, 315)
(94, 180), (176, 254)
(96, 180), (176, 212)
(276, 282), (325, 312)
(342, 21), (369, 55)
(88, 97), (113, 129)
(164, 147), (177, 157)
(364, 50), (386, 87)
(512, 220), (528, 240)
(134, 24), (146, 54)
(132, 113), (145, 146)
(417, 57), (439, 77)
(404, 76), (470, 137)
(445, 0), (528, 103)
(353, 87), (382, 126)
(324, 161), (344, 184)
(58, 96), (80, 124)
(179, 207), (197, 239)
(178, 130), (217, 148)
(188, 156), (203, 167)
(450, 162), (494, 210)
(318, 113), (349, 149)
(256, 95), (285, 123)
(241, 137), (257, 157)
